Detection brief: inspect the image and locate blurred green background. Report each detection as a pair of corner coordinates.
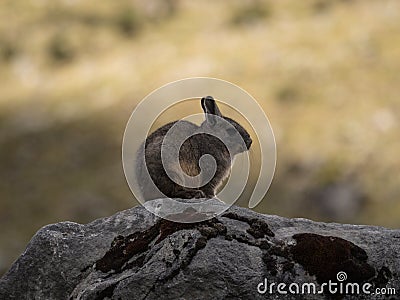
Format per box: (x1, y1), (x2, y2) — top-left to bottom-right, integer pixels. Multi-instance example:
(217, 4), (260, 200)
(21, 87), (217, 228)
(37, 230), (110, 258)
(1, 0), (399, 276)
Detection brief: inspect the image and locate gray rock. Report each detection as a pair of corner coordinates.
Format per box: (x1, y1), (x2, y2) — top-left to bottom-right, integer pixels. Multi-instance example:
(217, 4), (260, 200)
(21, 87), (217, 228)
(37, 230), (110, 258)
(0, 200), (399, 300)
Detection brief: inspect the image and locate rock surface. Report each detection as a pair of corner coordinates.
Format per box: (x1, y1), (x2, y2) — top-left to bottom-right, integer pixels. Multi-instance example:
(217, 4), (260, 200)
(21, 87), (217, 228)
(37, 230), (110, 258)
(0, 200), (399, 300)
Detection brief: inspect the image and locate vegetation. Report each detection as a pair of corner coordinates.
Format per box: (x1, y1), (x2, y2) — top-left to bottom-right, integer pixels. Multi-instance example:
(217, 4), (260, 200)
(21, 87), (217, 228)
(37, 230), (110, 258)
(1, 0), (399, 275)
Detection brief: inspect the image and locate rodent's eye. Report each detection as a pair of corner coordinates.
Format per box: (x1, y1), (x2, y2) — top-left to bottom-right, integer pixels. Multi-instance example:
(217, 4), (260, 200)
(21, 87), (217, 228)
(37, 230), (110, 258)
(226, 128), (237, 136)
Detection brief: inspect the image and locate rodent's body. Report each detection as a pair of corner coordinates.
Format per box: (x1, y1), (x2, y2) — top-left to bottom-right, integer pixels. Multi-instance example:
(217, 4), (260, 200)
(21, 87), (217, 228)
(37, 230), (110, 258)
(135, 96), (252, 200)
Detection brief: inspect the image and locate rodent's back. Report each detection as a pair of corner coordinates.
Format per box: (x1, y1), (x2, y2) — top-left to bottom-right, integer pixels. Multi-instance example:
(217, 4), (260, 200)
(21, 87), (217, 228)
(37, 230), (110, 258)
(136, 120), (202, 200)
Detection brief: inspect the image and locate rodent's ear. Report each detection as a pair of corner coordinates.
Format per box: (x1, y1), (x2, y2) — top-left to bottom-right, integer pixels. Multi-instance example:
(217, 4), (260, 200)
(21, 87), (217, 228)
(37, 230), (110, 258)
(201, 96), (222, 125)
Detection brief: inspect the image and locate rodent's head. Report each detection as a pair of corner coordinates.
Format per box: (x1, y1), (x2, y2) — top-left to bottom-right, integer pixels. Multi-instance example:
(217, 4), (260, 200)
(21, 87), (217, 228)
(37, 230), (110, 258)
(200, 96), (252, 156)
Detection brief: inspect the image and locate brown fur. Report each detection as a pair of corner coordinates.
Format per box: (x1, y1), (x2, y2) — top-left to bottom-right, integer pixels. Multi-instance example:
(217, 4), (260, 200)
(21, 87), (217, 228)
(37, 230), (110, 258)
(135, 96), (252, 200)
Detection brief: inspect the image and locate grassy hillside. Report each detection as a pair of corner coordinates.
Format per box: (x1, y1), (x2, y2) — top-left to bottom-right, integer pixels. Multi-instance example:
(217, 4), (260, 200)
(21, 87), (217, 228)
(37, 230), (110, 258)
(1, 0), (399, 275)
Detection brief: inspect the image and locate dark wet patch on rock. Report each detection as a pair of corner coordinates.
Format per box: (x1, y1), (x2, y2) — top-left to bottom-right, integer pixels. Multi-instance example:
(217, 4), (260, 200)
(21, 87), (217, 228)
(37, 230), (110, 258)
(290, 233), (376, 284)
(95, 218), (224, 273)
